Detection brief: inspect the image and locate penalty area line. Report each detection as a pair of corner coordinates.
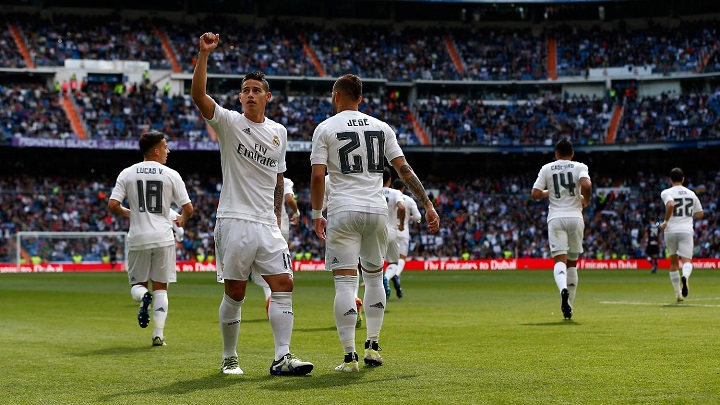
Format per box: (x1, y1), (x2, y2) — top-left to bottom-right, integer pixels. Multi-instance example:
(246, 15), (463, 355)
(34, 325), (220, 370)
(600, 300), (720, 308)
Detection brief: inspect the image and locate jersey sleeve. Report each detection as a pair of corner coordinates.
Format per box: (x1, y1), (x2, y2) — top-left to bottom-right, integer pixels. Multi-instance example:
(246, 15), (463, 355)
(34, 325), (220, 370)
(382, 122), (404, 162)
(170, 170), (191, 207)
(204, 100), (230, 139)
(277, 125), (288, 174)
(660, 189), (672, 206)
(310, 124), (328, 166)
(284, 178), (294, 196)
(109, 169), (128, 202)
(578, 163), (590, 180)
(532, 166), (546, 191)
(693, 194), (703, 213)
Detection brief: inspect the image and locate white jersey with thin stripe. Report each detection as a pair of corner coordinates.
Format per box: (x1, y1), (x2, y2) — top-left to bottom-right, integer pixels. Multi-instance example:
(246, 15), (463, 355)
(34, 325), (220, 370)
(206, 102), (287, 226)
(280, 177), (295, 232)
(399, 194), (421, 239)
(110, 161), (191, 250)
(311, 110), (404, 215)
(661, 185), (703, 234)
(532, 159), (590, 222)
(383, 187), (405, 229)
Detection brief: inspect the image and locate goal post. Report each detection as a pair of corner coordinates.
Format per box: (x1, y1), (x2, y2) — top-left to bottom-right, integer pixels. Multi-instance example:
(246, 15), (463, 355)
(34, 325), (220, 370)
(15, 231), (128, 272)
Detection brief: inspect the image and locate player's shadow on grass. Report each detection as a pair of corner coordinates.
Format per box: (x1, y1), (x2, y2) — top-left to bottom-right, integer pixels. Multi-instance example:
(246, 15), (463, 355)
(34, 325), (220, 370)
(522, 320), (580, 326)
(72, 346), (153, 357)
(97, 373), (247, 401)
(97, 371), (415, 400)
(292, 326), (338, 332)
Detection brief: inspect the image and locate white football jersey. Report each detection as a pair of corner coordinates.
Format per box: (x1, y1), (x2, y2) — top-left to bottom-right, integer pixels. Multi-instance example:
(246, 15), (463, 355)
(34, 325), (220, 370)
(280, 177), (295, 232)
(661, 185), (702, 234)
(383, 187), (405, 229)
(399, 193), (421, 238)
(207, 102), (287, 226)
(532, 159), (590, 222)
(311, 110), (403, 215)
(110, 161), (191, 250)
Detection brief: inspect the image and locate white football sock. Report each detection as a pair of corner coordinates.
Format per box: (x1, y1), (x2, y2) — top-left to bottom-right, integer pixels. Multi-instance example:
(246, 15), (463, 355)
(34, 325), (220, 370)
(669, 270), (681, 294)
(355, 274), (361, 299)
(385, 264), (398, 280)
(397, 258), (406, 278)
(268, 292), (293, 361)
(362, 269), (386, 342)
(152, 289), (168, 339)
(334, 275), (358, 354)
(681, 262), (693, 279)
(219, 294), (243, 359)
(553, 262), (568, 292)
(262, 286), (272, 301)
(130, 284), (148, 302)
(566, 267), (578, 307)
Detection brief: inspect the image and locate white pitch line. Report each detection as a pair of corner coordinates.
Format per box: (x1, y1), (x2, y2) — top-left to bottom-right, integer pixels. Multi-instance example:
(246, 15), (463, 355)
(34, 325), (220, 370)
(600, 300), (720, 308)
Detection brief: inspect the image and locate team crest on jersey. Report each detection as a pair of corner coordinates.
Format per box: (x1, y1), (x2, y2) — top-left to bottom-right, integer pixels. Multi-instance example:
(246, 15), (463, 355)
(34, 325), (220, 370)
(242, 128), (251, 135)
(273, 136), (280, 147)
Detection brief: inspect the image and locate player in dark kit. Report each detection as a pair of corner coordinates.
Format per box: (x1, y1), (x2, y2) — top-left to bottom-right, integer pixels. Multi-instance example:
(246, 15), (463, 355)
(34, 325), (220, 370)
(645, 220), (660, 274)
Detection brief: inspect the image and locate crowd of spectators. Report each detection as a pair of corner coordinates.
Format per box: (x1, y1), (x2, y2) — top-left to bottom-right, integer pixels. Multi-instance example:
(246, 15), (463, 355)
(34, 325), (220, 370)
(15, 14), (171, 69)
(0, 82), (74, 143)
(76, 80), (209, 141)
(414, 94), (612, 146)
(165, 18), (316, 76)
(4, 14), (720, 80)
(1, 170), (717, 265)
(451, 27), (546, 81)
(555, 21), (720, 77)
(617, 92), (720, 143)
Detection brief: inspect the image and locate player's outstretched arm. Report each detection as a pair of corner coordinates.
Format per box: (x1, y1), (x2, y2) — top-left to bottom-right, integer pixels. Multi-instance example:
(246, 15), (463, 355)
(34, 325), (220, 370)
(191, 32), (219, 120)
(390, 156), (439, 233)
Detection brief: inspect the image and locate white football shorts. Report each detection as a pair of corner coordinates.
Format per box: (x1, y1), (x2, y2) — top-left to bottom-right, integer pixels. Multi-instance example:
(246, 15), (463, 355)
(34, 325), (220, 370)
(214, 218), (292, 282)
(325, 211), (388, 271)
(547, 217), (585, 260)
(664, 232), (694, 259)
(127, 244), (176, 284)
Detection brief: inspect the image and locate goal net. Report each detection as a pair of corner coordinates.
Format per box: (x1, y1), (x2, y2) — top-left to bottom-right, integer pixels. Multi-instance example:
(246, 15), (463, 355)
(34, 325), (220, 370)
(14, 231), (128, 273)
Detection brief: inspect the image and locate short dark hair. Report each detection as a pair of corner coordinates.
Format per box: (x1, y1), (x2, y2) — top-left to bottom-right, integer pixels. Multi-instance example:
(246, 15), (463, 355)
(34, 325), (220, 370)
(670, 167), (684, 183)
(333, 74), (362, 101)
(555, 138), (573, 158)
(383, 166), (392, 183)
(392, 178), (405, 190)
(139, 131), (166, 156)
(242, 71), (269, 92)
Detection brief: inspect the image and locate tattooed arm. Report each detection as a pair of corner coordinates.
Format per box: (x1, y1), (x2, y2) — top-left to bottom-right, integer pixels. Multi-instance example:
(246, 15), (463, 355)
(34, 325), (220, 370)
(275, 173), (284, 227)
(390, 156), (440, 233)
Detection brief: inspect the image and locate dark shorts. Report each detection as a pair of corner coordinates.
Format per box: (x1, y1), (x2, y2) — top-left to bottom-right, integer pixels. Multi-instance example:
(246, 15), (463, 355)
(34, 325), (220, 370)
(646, 244), (659, 256)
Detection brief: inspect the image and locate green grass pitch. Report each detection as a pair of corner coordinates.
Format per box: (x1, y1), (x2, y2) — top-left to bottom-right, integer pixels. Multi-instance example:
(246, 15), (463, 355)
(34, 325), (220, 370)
(2, 270), (719, 404)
